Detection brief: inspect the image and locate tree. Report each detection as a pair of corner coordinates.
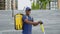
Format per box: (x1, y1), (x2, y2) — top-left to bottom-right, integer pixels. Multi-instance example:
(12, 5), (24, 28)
(31, 0), (40, 10)
(39, 0), (50, 9)
(31, 0), (35, 10)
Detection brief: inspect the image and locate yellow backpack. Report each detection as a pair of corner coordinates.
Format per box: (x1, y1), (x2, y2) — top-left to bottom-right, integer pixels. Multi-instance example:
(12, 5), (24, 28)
(14, 13), (23, 30)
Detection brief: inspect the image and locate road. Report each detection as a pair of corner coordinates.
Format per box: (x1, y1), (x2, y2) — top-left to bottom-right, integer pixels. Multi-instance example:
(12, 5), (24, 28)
(0, 10), (60, 34)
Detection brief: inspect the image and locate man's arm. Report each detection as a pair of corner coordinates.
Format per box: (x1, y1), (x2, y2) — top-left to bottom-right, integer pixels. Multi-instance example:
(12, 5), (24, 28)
(24, 19), (39, 25)
(23, 16), (40, 26)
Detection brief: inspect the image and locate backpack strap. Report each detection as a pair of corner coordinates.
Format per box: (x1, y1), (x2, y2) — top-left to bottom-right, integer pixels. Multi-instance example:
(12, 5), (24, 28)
(26, 16), (28, 19)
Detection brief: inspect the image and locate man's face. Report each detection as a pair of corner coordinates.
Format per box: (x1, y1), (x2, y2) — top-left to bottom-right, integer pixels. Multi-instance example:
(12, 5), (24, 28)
(26, 11), (31, 15)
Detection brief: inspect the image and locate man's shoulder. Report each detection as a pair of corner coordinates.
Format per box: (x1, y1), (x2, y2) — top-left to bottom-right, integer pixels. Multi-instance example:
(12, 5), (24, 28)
(23, 15), (33, 19)
(22, 15), (27, 20)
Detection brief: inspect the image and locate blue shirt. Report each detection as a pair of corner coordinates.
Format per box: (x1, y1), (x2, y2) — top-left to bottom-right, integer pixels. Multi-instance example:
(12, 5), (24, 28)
(22, 15), (33, 34)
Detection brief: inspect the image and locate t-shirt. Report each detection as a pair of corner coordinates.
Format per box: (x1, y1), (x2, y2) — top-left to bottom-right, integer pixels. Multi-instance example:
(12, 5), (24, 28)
(22, 15), (33, 34)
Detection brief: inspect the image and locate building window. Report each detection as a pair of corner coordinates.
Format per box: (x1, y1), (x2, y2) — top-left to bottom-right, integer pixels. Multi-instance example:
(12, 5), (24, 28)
(0, 0), (5, 10)
(50, 1), (58, 10)
(11, 0), (18, 10)
(49, 0), (58, 10)
(15, 0), (18, 10)
(11, 0), (13, 10)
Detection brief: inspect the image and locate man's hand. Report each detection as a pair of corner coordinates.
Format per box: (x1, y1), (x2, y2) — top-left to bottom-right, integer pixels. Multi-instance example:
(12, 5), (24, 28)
(38, 21), (43, 24)
(33, 22), (39, 26)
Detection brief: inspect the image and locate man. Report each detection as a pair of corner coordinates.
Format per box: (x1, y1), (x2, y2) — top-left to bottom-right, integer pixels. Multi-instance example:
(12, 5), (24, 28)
(22, 7), (42, 34)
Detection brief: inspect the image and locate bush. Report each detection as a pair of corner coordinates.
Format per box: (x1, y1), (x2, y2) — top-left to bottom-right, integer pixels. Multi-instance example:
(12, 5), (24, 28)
(31, 2), (40, 10)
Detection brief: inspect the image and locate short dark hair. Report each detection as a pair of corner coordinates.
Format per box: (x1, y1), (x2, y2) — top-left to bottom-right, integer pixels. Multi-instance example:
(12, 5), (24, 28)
(25, 7), (31, 11)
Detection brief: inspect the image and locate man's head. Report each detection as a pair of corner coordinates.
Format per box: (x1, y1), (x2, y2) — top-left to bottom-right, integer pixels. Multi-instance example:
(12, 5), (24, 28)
(25, 7), (31, 15)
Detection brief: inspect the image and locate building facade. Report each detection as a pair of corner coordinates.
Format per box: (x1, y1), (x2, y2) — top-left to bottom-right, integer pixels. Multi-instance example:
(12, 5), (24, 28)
(58, 0), (60, 9)
(0, 0), (60, 10)
(0, 0), (5, 10)
(49, 0), (58, 10)
(18, 0), (32, 10)
(0, 0), (17, 10)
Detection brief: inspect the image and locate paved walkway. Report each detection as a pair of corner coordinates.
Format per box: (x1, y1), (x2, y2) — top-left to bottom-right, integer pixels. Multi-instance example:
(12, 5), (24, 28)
(0, 10), (60, 34)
